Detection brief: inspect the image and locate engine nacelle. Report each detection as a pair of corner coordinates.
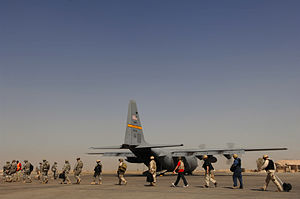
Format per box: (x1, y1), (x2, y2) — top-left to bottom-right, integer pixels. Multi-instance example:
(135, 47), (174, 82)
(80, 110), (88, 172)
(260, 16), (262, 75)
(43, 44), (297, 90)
(126, 157), (144, 163)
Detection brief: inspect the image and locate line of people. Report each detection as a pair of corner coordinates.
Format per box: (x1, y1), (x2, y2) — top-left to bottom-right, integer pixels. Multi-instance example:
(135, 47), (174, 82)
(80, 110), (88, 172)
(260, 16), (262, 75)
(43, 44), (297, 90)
(2, 154), (283, 192)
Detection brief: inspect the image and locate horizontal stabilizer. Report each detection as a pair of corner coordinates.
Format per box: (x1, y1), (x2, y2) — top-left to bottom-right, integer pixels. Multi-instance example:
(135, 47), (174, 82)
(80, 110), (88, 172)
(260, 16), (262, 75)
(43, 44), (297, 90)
(87, 151), (136, 157)
(244, 147), (288, 152)
(89, 145), (123, 149)
(136, 144), (184, 149)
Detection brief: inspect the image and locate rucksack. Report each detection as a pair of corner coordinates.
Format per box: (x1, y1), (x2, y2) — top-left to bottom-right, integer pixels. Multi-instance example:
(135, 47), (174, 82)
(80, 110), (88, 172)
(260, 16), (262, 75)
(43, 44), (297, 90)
(120, 163), (127, 172)
(29, 164), (34, 173)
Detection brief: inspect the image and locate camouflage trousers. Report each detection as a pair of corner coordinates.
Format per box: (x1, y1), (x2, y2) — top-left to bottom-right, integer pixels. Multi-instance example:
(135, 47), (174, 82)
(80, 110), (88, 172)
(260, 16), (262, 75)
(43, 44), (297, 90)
(74, 172), (81, 183)
(205, 171), (216, 186)
(23, 171), (32, 183)
(118, 172), (127, 185)
(42, 171), (49, 183)
(263, 171), (283, 191)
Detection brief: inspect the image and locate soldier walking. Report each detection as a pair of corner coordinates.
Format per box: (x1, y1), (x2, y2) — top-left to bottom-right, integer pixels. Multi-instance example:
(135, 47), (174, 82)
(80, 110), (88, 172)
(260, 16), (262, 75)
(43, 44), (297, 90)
(51, 162), (58, 179)
(60, 160), (71, 184)
(231, 154), (243, 189)
(148, 156), (157, 186)
(260, 155), (283, 192)
(22, 160), (32, 183)
(73, 158), (83, 184)
(10, 160), (17, 182)
(117, 159), (127, 185)
(171, 157), (189, 187)
(91, 160), (102, 185)
(16, 160), (22, 182)
(202, 155), (217, 188)
(35, 162), (42, 180)
(41, 159), (50, 184)
(3, 161), (12, 182)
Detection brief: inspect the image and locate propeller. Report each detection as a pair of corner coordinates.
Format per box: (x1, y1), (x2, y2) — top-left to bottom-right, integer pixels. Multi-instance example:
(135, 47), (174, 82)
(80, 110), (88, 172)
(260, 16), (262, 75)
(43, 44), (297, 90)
(226, 143), (235, 165)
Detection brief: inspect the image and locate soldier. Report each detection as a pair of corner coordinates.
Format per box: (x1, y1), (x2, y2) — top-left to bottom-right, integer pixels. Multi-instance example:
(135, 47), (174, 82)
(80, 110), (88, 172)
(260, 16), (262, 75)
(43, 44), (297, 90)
(41, 159), (50, 184)
(171, 157), (189, 187)
(260, 155), (283, 192)
(117, 159), (127, 185)
(231, 154), (243, 189)
(35, 162), (42, 180)
(60, 160), (71, 184)
(3, 161), (12, 182)
(51, 162), (58, 180)
(10, 160), (17, 182)
(73, 158), (83, 184)
(91, 160), (102, 185)
(16, 160), (22, 182)
(148, 156), (157, 186)
(202, 155), (217, 188)
(22, 160), (32, 183)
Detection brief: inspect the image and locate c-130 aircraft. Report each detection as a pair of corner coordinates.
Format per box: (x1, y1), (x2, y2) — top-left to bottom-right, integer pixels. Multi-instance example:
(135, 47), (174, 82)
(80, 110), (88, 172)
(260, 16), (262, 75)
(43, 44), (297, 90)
(88, 100), (287, 174)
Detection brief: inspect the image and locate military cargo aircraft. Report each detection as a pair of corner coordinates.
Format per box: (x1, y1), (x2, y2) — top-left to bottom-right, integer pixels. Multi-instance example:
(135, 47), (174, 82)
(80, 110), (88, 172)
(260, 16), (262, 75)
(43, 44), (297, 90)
(88, 100), (287, 174)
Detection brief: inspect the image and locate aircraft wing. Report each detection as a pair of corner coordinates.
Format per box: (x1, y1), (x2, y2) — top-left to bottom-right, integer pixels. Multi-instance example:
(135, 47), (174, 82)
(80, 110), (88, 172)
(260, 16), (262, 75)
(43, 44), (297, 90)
(87, 151), (136, 157)
(171, 147), (288, 157)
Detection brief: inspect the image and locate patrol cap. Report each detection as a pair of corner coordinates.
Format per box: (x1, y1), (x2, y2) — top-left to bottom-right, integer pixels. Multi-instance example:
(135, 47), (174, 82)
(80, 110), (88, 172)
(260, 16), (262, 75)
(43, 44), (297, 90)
(96, 159), (101, 162)
(263, 155), (269, 159)
(203, 155), (208, 159)
(233, 154), (238, 158)
(119, 158), (124, 162)
(150, 156), (155, 160)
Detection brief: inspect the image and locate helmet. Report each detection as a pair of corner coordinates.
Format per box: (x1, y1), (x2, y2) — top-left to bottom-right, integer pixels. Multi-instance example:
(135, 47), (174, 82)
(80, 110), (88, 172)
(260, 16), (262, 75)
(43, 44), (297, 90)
(263, 155), (269, 159)
(203, 155), (208, 159)
(233, 154), (238, 159)
(150, 156), (155, 160)
(96, 159), (101, 162)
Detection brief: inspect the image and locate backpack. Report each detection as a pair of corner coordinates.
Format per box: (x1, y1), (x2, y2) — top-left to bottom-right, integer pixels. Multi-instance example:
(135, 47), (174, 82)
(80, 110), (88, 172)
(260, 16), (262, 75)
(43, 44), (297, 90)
(120, 163), (127, 172)
(29, 164), (34, 173)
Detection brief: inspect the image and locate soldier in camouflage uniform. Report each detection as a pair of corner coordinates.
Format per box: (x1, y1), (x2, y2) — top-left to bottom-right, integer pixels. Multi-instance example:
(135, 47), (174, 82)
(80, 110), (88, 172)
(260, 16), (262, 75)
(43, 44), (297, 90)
(3, 161), (12, 182)
(35, 162), (42, 180)
(117, 159), (127, 185)
(16, 160), (22, 182)
(73, 158), (83, 184)
(61, 160), (71, 184)
(10, 160), (17, 182)
(22, 160), (32, 183)
(41, 159), (50, 184)
(148, 156), (157, 186)
(51, 162), (58, 180)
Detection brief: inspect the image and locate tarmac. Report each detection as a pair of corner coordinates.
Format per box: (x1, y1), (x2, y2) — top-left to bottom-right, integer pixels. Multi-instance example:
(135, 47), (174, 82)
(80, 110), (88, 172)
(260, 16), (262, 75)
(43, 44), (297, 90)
(0, 172), (299, 199)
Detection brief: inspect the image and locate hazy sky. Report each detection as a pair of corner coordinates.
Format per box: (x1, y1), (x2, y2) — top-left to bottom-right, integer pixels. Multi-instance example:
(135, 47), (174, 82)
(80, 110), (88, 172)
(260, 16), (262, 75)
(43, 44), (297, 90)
(1, 0), (299, 170)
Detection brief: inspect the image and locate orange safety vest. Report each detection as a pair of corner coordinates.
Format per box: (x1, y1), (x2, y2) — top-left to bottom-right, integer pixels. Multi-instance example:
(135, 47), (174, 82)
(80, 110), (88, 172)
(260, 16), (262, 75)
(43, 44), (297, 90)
(17, 163), (22, 171)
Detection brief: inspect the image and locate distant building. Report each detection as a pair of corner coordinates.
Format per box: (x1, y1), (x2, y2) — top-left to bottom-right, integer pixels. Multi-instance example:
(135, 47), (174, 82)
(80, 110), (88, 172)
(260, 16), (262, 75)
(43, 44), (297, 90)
(276, 160), (300, 172)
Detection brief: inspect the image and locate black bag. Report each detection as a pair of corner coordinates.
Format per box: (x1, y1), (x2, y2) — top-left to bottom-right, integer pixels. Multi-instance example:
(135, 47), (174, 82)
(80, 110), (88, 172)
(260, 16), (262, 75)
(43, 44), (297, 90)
(146, 172), (154, 182)
(59, 172), (65, 180)
(230, 164), (236, 172)
(283, 183), (292, 192)
(29, 164), (34, 173)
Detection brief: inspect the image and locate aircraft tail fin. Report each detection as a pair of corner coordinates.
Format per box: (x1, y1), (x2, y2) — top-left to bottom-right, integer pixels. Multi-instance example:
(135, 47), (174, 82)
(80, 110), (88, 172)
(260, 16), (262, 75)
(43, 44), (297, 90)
(123, 100), (147, 147)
